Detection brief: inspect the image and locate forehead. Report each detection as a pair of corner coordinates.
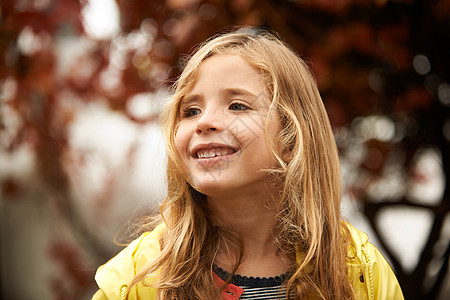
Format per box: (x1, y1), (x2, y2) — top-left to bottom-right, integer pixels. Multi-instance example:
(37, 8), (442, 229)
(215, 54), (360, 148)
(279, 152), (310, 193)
(183, 54), (267, 99)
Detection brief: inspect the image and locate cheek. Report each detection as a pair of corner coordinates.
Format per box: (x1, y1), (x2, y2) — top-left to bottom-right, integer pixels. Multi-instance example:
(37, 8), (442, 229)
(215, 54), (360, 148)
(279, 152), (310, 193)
(174, 124), (190, 155)
(174, 131), (183, 154)
(265, 114), (281, 142)
(173, 129), (190, 176)
(266, 117), (283, 160)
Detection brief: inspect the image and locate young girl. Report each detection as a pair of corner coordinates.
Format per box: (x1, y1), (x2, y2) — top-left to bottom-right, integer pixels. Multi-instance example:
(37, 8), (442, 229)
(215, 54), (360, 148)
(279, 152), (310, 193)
(92, 28), (404, 300)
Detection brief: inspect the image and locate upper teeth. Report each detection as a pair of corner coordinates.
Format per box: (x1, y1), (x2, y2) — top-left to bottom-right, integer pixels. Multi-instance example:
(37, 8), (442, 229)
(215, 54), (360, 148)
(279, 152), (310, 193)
(197, 148), (233, 158)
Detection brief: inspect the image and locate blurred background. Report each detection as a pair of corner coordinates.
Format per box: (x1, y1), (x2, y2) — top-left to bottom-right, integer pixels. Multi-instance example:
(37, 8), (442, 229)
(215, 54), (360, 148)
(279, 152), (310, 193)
(1, 0), (449, 299)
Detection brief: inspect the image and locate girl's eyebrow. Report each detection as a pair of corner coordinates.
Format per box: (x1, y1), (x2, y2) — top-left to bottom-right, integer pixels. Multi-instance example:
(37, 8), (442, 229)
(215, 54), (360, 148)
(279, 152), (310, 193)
(223, 88), (257, 99)
(180, 94), (201, 106)
(180, 88), (258, 106)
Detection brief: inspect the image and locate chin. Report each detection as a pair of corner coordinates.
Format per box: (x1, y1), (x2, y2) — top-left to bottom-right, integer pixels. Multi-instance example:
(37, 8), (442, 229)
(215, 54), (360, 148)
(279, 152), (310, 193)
(189, 177), (230, 197)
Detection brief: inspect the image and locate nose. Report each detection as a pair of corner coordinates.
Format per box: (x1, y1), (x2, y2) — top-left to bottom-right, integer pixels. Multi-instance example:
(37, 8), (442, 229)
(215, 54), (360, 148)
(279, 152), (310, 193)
(195, 107), (222, 134)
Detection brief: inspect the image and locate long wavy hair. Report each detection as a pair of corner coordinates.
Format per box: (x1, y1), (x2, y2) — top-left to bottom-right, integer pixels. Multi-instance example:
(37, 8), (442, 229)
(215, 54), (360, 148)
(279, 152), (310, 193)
(130, 28), (354, 299)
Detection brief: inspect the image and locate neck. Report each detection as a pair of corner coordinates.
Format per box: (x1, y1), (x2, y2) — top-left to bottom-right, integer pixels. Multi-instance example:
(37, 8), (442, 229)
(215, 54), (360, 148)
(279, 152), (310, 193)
(208, 189), (277, 244)
(207, 190), (292, 277)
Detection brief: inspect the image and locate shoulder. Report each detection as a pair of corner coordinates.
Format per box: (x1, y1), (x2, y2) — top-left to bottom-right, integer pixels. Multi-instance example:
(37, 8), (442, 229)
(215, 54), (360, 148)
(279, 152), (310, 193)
(342, 221), (404, 300)
(92, 223), (166, 300)
(343, 221), (369, 259)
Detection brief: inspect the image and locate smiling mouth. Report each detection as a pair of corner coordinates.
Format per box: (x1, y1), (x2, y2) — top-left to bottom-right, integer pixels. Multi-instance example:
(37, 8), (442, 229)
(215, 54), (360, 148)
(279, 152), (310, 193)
(195, 147), (237, 159)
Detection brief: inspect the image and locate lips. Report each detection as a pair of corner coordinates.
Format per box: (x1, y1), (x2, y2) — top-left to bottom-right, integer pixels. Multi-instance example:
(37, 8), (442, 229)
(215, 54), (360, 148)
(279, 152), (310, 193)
(191, 143), (238, 159)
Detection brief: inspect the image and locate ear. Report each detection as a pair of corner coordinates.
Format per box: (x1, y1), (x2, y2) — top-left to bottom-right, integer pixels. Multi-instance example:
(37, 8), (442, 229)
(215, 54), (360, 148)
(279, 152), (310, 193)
(282, 149), (294, 164)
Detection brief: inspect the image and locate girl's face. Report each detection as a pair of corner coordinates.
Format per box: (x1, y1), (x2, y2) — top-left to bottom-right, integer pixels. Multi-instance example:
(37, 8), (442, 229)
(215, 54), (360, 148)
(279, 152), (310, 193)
(175, 54), (281, 198)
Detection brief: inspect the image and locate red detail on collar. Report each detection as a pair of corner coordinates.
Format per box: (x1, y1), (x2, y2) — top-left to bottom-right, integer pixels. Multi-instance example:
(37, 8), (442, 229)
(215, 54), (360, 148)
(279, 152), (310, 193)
(213, 272), (244, 299)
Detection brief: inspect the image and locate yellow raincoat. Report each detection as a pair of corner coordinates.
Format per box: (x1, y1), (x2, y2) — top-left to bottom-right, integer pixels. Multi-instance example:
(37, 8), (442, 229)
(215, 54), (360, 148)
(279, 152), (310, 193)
(92, 222), (404, 299)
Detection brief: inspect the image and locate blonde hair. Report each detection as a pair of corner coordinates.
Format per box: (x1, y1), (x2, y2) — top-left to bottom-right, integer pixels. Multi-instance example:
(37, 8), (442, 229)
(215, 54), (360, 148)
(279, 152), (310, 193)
(131, 28), (354, 299)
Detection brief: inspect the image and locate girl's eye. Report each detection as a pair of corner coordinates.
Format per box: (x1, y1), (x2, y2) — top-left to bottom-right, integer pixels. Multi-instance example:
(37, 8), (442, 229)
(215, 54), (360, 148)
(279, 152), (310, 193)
(229, 103), (249, 111)
(182, 107), (201, 118)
